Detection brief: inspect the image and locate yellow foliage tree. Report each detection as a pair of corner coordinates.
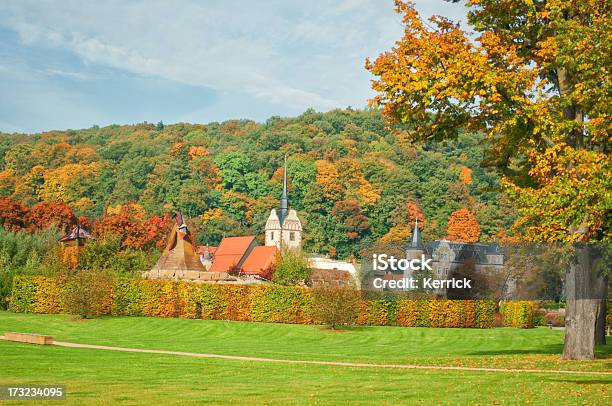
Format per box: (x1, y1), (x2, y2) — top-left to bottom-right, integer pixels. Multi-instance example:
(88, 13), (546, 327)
(315, 160), (343, 200)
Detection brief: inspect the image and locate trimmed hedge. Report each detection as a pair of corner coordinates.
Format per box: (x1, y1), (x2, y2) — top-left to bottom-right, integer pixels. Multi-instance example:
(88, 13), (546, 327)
(9, 275), (496, 328)
(500, 301), (535, 328)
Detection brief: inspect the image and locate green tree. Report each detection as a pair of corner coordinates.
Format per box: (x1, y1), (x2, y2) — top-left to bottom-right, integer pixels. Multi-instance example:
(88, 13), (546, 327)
(272, 249), (311, 286)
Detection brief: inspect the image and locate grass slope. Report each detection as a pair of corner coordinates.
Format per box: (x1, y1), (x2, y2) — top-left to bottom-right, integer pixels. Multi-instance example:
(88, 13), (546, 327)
(1, 341), (610, 405)
(1, 311), (610, 404)
(1, 311), (609, 372)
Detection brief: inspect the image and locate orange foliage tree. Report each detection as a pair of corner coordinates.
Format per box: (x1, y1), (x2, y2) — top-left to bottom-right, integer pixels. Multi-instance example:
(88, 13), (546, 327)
(380, 224), (412, 243)
(446, 208), (481, 243)
(0, 196), (28, 231)
(94, 203), (172, 250)
(337, 158), (380, 205)
(406, 201), (424, 226)
(25, 201), (76, 233)
(459, 166), (473, 186)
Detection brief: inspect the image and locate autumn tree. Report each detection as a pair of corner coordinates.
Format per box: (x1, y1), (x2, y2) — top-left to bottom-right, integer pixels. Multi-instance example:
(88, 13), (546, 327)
(332, 199), (370, 240)
(366, 0), (610, 359)
(446, 208), (481, 243)
(380, 224), (412, 243)
(62, 269), (112, 318)
(94, 203), (171, 250)
(381, 201), (424, 243)
(315, 160), (344, 201)
(311, 285), (361, 329)
(406, 201), (424, 226)
(38, 162), (99, 212)
(459, 165), (473, 186)
(0, 197), (28, 231)
(25, 201), (76, 233)
(272, 249), (311, 286)
(337, 158), (380, 205)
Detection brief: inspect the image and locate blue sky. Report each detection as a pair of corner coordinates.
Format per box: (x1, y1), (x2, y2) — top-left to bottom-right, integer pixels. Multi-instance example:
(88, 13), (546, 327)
(0, 0), (467, 133)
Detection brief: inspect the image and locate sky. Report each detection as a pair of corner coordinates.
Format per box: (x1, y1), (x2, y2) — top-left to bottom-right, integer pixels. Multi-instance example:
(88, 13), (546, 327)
(0, 0), (468, 134)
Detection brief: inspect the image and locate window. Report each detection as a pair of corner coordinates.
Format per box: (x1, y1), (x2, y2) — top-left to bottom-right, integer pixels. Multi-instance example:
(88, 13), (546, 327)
(270, 231), (275, 240)
(289, 232), (295, 241)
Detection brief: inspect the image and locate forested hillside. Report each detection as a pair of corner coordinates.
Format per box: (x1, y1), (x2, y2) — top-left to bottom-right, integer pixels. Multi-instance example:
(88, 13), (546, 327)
(0, 109), (514, 259)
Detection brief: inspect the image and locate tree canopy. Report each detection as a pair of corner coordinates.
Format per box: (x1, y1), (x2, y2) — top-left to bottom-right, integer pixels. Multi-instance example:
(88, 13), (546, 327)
(0, 109), (514, 259)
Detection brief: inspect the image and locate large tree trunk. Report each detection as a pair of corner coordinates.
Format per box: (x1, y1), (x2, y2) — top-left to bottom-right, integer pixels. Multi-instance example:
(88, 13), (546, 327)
(594, 275), (608, 346)
(562, 245), (598, 360)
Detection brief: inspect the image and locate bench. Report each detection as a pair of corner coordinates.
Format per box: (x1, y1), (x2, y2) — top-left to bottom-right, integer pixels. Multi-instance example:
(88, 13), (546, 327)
(4, 332), (54, 345)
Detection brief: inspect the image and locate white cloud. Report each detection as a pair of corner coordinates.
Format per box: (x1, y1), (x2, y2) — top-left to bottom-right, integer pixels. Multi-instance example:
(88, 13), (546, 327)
(0, 0), (467, 128)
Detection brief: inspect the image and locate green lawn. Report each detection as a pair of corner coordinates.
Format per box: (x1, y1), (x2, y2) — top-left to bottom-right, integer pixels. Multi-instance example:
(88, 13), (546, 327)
(1, 311), (611, 404)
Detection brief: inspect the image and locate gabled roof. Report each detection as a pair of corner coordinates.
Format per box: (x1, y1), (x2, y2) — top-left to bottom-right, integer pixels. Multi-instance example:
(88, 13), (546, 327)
(208, 236), (256, 273)
(241, 246), (278, 277)
(196, 245), (218, 256)
(426, 241), (502, 263)
(59, 224), (92, 242)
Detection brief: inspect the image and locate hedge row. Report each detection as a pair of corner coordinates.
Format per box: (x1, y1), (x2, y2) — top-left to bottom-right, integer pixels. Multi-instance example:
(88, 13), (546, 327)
(500, 301), (535, 328)
(10, 276), (497, 328)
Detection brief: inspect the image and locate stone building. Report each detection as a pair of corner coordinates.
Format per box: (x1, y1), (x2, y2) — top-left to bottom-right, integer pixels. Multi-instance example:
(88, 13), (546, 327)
(307, 255), (359, 287)
(401, 219), (506, 296)
(264, 155), (302, 250)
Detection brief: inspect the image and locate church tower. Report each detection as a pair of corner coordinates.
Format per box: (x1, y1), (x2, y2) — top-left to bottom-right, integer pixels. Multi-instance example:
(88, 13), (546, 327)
(405, 217), (424, 260)
(265, 155), (302, 250)
(403, 218), (425, 289)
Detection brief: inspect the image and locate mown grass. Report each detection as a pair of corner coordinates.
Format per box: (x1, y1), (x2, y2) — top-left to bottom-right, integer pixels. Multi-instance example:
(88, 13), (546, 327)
(0, 311), (611, 404)
(1, 311), (610, 372)
(1, 340), (610, 405)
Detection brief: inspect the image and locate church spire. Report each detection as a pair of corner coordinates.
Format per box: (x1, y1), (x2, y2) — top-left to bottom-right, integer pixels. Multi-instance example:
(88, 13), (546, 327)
(279, 154), (289, 225)
(410, 217), (422, 248)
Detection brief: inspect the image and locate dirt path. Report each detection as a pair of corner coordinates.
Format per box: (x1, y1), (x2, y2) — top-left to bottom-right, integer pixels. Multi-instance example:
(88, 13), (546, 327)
(2, 336), (610, 376)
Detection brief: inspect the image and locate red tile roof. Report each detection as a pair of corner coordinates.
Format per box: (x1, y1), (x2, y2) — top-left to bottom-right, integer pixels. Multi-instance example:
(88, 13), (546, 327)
(241, 246), (279, 278)
(208, 236), (256, 273)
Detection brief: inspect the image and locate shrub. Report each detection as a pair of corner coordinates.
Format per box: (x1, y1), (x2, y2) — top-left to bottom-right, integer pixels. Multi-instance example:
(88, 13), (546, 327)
(251, 285), (313, 324)
(77, 235), (155, 276)
(533, 309), (546, 326)
(396, 300), (418, 327)
(33, 276), (63, 314)
(312, 286), (360, 328)
(358, 300), (390, 326)
(112, 278), (144, 316)
(9, 276), (495, 328)
(395, 299), (493, 328)
(0, 226), (60, 308)
(8, 275), (37, 312)
(62, 270), (113, 318)
(500, 301), (535, 328)
(544, 311), (565, 327)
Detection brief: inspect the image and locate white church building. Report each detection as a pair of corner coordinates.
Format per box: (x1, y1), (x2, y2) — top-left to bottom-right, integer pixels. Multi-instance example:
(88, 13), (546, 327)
(264, 155), (303, 250)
